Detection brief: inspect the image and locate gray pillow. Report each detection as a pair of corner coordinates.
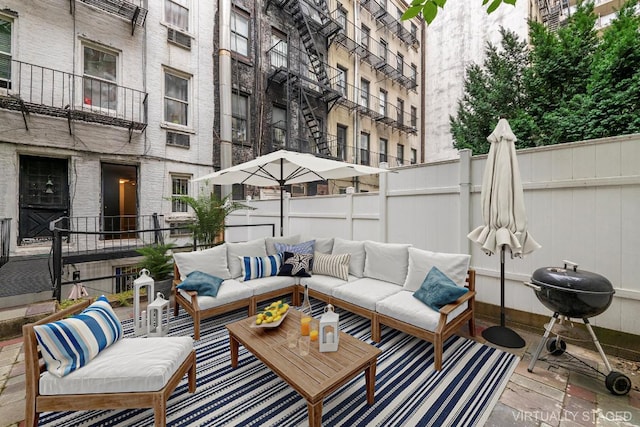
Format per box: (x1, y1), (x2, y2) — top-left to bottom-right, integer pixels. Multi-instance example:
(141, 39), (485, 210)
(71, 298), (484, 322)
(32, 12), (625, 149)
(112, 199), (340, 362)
(332, 238), (366, 278)
(265, 234), (300, 255)
(306, 237), (334, 254)
(363, 240), (412, 285)
(226, 238), (267, 278)
(173, 244), (231, 280)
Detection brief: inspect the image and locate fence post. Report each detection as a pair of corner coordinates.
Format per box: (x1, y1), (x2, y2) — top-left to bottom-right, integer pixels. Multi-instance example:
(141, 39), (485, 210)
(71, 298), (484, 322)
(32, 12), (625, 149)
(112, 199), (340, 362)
(378, 162), (389, 243)
(52, 228), (63, 302)
(346, 186), (354, 239)
(459, 149), (472, 254)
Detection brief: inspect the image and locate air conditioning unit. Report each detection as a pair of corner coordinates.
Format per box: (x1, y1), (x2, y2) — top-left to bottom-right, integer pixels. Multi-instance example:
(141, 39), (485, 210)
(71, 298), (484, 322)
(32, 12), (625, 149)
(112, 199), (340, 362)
(166, 132), (190, 147)
(167, 28), (191, 50)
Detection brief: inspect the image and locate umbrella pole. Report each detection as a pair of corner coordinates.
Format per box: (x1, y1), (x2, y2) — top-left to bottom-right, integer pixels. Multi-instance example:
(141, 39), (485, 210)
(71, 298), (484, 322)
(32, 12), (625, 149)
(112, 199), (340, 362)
(481, 245), (526, 349)
(279, 183), (284, 237)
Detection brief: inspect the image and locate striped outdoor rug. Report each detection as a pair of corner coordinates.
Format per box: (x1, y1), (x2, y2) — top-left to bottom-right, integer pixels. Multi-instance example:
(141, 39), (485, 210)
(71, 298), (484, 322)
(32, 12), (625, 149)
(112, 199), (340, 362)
(39, 300), (519, 427)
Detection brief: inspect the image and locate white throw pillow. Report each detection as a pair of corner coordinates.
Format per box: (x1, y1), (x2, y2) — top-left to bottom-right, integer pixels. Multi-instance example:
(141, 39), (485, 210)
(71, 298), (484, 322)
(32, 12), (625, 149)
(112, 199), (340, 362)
(363, 241), (412, 285)
(403, 247), (471, 292)
(332, 238), (366, 278)
(302, 236), (334, 254)
(173, 244), (231, 280)
(227, 238), (268, 278)
(265, 235), (301, 255)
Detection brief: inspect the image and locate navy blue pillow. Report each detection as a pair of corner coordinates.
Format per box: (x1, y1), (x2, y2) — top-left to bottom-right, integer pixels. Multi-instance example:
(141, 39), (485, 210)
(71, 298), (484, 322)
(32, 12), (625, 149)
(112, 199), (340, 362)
(278, 252), (313, 277)
(413, 266), (468, 311)
(177, 271), (224, 297)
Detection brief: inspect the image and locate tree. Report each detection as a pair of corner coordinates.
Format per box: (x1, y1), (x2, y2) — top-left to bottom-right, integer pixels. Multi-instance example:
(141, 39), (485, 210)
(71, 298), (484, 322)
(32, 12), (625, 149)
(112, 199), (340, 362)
(525, 2), (598, 145)
(450, 27), (533, 154)
(584, 0), (640, 139)
(402, 0), (516, 25)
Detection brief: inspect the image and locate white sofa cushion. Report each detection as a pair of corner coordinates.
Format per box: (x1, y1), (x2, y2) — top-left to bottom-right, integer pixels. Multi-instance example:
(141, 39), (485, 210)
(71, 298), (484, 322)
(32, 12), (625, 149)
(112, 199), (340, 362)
(331, 277), (403, 311)
(303, 236), (334, 254)
(39, 336), (193, 395)
(301, 274), (357, 295)
(226, 238), (267, 278)
(178, 279), (253, 310)
(332, 238), (366, 278)
(243, 275), (297, 296)
(403, 248), (471, 292)
(173, 244), (232, 280)
(363, 241), (412, 285)
(265, 235), (300, 255)
(376, 290), (468, 332)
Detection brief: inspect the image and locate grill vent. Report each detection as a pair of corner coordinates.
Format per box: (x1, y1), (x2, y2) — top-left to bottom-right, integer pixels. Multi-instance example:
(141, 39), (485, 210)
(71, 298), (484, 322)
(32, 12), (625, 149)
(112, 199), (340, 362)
(167, 28), (191, 50)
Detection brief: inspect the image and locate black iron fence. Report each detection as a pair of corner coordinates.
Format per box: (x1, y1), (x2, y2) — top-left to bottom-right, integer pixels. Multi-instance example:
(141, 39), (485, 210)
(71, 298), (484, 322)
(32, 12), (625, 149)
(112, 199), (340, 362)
(0, 218), (10, 268)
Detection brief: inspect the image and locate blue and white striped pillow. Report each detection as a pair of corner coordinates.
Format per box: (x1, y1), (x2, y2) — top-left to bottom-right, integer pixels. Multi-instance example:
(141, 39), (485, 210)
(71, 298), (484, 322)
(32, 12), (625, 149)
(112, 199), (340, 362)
(239, 253), (283, 281)
(34, 295), (123, 377)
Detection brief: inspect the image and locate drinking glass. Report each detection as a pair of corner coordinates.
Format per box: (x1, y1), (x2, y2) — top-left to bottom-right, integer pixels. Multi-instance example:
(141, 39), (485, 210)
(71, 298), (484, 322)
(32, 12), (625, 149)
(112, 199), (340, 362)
(299, 336), (310, 356)
(287, 330), (297, 349)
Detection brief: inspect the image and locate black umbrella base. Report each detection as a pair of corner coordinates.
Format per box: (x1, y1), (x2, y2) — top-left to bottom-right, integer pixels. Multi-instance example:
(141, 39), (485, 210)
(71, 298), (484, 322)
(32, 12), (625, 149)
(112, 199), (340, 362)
(482, 325), (526, 349)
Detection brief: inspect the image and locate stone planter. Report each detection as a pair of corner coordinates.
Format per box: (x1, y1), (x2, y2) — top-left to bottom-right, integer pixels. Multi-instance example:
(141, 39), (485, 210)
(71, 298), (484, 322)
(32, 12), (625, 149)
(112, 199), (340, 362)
(154, 278), (173, 300)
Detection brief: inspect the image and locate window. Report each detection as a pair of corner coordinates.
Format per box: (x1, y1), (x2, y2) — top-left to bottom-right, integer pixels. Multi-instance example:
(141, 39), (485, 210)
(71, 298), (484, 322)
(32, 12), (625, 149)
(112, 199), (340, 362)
(410, 63), (417, 85)
(166, 131), (190, 147)
(272, 105), (287, 148)
(379, 89), (387, 116)
(337, 124), (347, 161)
(337, 66), (347, 96)
(232, 92), (248, 144)
(169, 223), (191, 236)
(165, 0), (189, 31)
(397, 99), (404, 125)
(379, 39), (388, 62)
(397, 52), (404, 75)
(360, 79), (369, 108)
(337, 8), (347, 34)
(411, 148), (417, 165)
(231, 10), (249, 56)
(396, 144), (404, 166)
(360, 133), (370, 166)
(379, 138), (388, 164)
(0, 17), (11, 89)
(270, 30), (287, 68)
(83, 45), (117, 110)
(411, 106), (418, 129)
(164, 70), (189, 126)
(171, 175), (189, 212)
(361, 25), (370, 50)
(411, 23), (417, 41)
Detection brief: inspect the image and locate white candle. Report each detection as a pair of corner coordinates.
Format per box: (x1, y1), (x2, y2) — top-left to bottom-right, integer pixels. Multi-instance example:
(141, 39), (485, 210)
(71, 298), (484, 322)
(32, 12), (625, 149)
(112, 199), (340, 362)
(141, 310), (146, 329)
(326, 331), (334, 344)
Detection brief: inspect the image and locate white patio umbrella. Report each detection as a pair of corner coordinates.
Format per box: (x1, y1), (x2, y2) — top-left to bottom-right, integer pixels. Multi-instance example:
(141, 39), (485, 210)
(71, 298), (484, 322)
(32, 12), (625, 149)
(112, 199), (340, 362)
(193, 150), (390, 236)
(467, 118), (541, 348)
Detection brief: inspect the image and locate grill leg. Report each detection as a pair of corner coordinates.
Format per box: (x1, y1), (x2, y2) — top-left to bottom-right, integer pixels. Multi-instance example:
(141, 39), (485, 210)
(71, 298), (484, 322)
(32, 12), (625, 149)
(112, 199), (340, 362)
(528, 312), (560, 372)
(583, 318), (613, 373)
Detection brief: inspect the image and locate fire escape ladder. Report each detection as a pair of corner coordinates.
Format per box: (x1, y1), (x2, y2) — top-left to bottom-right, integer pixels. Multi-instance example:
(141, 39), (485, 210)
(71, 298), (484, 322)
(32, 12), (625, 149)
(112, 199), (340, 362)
(301, 89), (330, 156)
(293, 3), (331, 91)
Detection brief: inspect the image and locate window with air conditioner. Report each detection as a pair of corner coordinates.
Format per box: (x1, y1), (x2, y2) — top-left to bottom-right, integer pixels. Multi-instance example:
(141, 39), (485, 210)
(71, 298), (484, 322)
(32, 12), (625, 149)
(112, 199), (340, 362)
(83, 45), (118, 111)
(0, 17), (12, 90)
(167, 28), (191, 49)
(166, 132), (190, 147)
(171, 175), (190, 213)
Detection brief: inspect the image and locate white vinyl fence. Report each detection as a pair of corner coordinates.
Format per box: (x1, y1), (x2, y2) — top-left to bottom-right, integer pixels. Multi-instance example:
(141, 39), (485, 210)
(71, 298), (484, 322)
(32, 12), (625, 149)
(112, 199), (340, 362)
(224, 134), (640, 335)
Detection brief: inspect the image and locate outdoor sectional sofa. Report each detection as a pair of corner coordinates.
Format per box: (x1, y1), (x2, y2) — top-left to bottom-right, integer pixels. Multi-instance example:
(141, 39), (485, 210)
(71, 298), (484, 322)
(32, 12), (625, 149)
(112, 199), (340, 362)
(172, 235), (476, 371)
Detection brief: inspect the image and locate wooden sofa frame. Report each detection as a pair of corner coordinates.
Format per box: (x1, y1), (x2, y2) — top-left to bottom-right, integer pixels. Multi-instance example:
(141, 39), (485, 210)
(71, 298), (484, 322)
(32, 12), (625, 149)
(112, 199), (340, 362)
(23, 299), (197, 427)
(173, 264), (300, 340)
(301, 269), (476, 371)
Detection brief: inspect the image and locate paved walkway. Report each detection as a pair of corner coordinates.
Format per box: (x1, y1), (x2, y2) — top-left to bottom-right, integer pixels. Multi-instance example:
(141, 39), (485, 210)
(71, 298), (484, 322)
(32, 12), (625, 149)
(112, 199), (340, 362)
(0, 302), (638, 427)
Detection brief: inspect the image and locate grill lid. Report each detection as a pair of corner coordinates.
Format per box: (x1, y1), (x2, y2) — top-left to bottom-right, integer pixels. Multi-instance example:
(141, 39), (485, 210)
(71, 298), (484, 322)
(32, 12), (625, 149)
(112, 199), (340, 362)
(531, 261), (614, 294)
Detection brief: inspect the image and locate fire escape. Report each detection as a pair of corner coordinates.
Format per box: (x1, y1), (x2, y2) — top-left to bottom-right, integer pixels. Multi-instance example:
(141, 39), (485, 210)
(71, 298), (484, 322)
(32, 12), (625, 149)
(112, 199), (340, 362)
(0, 0), (148, 141)
(266, 0), (342, 156)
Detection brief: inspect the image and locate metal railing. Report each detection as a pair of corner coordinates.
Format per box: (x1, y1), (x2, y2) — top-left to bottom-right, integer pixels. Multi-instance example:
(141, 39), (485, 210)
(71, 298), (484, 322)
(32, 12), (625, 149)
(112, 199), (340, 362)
(0, 218), (10, 268)
(0, 60), (147, 130)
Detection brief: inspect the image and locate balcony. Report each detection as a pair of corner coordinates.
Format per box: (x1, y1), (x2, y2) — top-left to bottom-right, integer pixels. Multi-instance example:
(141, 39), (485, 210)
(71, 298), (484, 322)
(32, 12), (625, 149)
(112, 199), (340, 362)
(75, 0), (148, 35)
(359, 0), (419, 47)
(0, 60), (147, 135)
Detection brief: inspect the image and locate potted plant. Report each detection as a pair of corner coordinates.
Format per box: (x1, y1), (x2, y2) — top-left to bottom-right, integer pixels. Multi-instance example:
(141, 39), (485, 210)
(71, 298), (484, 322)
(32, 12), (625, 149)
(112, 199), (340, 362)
(171, 191), (253, 248)
(136, 243), (176, 298)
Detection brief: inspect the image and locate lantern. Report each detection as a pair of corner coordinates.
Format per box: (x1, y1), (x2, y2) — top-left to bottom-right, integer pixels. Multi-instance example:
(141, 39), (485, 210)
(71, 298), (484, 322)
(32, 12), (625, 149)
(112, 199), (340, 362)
(133, 269), (154, 336)
(147, 292), (170, 337)
(319, 304), (339, 352)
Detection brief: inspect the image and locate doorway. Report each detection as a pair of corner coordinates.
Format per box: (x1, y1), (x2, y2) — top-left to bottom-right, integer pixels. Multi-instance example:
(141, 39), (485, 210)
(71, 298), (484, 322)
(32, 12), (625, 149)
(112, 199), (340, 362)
(101, 163), (138, 239)
(18, 156), (69, 245)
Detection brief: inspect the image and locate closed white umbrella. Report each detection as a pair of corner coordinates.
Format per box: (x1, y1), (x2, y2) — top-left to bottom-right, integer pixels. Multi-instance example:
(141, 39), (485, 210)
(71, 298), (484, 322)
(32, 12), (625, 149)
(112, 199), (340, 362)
(194, 150), (390, 235)
(468, 118), (541, 348)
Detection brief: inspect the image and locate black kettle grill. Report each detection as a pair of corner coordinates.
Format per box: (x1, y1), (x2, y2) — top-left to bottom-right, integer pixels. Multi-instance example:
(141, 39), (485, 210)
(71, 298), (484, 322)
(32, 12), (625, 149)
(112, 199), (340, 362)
(525, 261), (632, 396)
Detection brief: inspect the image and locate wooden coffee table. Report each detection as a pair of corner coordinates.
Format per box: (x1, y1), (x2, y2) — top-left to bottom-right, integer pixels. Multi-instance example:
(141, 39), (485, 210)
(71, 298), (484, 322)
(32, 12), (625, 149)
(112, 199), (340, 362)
(226, 309), (381, 427)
